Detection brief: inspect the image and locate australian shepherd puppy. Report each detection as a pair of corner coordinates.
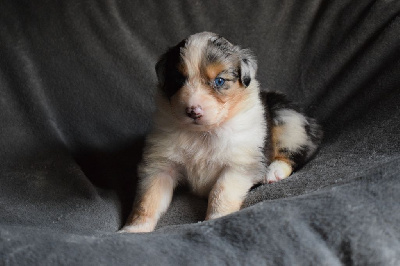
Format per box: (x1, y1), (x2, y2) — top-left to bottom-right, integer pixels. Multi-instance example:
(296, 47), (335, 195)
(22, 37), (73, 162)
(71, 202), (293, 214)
(121, 32), (322, 233)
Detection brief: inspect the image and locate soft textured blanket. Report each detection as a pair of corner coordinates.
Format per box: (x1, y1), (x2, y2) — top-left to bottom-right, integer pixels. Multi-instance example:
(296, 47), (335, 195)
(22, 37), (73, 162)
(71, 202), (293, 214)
(1, 0), (399, 265)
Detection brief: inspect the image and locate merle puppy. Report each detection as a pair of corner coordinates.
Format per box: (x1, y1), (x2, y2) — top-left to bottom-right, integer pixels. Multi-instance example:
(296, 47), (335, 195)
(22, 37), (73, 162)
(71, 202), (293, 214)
(121, 32), (322, 233)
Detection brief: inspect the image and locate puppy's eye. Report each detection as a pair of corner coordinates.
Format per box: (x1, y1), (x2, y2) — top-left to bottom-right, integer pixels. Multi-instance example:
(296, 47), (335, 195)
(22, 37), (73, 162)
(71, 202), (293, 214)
(214, 77), (225, 88)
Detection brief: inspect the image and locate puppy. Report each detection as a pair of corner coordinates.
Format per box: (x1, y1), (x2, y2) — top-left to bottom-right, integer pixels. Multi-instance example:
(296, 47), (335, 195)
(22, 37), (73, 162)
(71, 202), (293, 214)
(121, 32), (322, 233)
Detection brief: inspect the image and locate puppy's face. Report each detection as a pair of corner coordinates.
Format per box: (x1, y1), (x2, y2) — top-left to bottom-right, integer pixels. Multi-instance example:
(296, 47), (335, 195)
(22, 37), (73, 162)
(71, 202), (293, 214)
(156, 32), (257, 131)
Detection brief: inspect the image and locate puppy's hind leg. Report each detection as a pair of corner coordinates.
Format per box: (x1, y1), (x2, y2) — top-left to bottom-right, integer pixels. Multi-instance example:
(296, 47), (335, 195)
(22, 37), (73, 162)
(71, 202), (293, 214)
(266, 160), (293, 184)
(263, 92), (323, 183)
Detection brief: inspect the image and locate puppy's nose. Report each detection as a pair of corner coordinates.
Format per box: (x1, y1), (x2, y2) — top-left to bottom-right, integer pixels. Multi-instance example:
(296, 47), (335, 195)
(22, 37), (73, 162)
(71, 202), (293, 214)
(186, 106), (203, 119)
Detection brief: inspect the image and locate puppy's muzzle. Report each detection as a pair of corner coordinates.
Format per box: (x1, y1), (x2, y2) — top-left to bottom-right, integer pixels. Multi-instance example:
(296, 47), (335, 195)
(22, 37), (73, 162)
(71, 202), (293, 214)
(186, 105), (203, 120)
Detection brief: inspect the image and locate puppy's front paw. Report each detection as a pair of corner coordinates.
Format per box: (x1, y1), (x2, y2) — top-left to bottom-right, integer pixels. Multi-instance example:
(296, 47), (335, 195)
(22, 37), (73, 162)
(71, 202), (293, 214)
(118, 218), (156, 233)
(266, 160), (293, 184)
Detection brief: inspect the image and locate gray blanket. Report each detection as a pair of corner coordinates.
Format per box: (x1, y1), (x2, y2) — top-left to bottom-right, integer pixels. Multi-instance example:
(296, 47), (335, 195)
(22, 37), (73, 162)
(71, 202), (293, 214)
(1, 0), (399, 265)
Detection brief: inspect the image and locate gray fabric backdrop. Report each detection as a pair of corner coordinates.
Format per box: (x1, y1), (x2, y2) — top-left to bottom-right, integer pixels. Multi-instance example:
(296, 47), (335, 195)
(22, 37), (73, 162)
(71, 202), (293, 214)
(1, 0), (399, 265)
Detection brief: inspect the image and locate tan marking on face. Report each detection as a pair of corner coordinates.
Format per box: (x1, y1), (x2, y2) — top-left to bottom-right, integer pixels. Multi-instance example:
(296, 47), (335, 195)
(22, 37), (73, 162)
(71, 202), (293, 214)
(210, 80), (249, 121)
(205, 63), (226, 80)
(167, 38), (252, 129)
(169, 63), (250, 129)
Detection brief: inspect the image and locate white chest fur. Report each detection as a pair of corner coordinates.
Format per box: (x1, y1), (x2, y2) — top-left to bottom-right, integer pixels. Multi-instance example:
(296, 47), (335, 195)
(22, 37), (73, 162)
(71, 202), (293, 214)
(145, 98), (267, 197)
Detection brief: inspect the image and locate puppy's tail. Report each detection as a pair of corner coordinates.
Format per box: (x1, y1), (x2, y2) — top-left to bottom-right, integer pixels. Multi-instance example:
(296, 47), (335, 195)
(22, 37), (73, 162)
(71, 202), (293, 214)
(261, 91), (323, 183)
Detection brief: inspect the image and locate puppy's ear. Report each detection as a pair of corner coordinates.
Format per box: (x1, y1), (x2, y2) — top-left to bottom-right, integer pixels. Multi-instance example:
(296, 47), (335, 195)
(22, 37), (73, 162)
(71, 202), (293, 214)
(240, 49), (257, 87)
(154, 39), (187, 98)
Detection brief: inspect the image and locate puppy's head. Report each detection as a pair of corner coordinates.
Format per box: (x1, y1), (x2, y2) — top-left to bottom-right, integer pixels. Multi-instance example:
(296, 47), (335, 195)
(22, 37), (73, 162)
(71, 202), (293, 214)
(156, 32), (258, 131)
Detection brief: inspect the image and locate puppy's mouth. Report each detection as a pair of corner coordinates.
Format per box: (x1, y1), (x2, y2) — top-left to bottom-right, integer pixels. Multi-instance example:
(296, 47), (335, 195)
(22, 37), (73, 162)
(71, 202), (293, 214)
(181, 113), (219, 130)
(190, 117), (201, 124)
(190, 118), (211, 128)
(168, 101), (227, 131)
(184, 113), (230, 132)
(187, 116), (207, 126)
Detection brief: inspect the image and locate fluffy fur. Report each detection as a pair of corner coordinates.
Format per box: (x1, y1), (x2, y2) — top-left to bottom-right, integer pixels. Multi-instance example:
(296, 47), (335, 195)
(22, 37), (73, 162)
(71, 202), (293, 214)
(121, 32), (322, 233)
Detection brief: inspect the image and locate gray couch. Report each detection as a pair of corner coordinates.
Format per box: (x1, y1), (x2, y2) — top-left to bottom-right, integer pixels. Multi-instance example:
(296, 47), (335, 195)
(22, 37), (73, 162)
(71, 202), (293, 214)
(1, 0), (399, 265)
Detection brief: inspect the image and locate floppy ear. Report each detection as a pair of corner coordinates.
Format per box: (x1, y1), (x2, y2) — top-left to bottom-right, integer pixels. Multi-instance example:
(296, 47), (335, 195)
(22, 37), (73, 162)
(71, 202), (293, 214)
(240, 49), (257, 87)
(155, 39), (187, 87)
(154, 39), (187, 98)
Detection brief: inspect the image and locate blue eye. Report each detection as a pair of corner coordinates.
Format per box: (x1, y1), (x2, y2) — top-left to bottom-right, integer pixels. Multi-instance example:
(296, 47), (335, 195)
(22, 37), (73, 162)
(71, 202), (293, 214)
(214, 77), (225, 87)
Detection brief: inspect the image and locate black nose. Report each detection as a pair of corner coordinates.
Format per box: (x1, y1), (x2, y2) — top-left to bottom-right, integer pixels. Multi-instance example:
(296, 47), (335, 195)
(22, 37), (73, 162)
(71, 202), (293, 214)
(185, 106), (203, 119)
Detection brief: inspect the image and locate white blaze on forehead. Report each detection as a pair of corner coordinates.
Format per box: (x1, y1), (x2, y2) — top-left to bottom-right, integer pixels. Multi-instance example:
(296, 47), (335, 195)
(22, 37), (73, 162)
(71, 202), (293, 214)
(181, 32), (217, 78)
(186, 89), (204, 107)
